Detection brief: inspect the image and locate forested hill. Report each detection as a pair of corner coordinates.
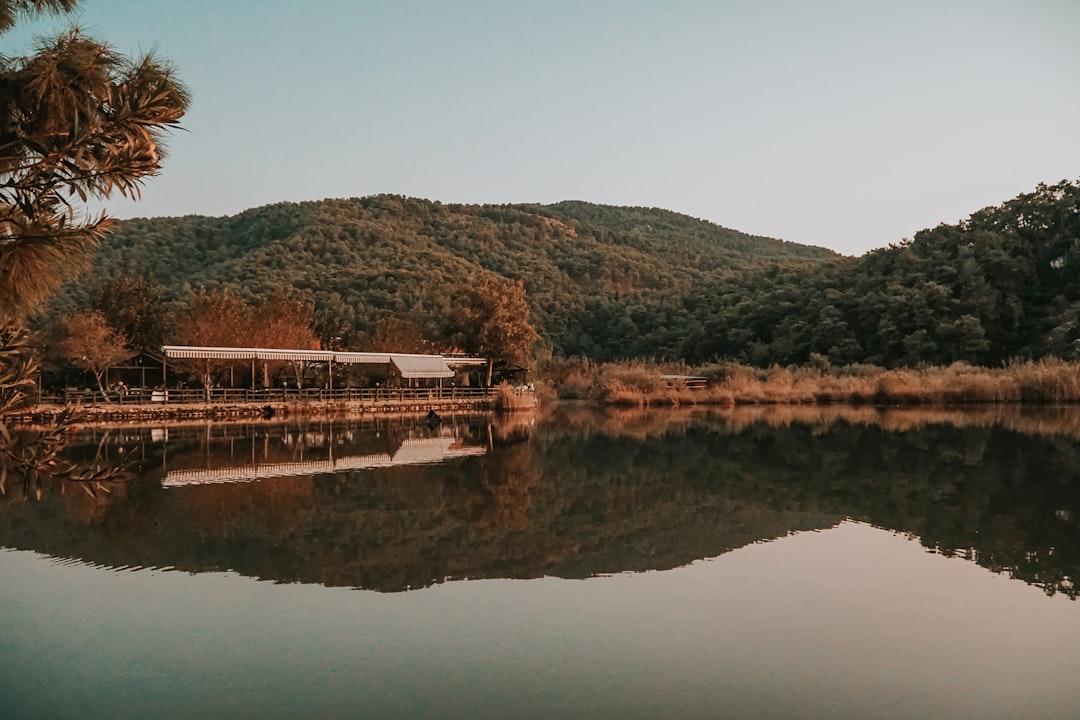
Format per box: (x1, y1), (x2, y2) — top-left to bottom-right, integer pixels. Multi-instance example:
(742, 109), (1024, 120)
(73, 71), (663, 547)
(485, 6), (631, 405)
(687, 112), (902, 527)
(53, 196), (835, 358)
(675, 179), (1080, 367)
(52, 180), (1080, 367)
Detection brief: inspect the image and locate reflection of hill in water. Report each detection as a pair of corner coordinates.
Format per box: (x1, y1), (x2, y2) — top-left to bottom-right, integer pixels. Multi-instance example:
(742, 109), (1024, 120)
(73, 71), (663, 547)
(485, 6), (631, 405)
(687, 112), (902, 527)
(1, 407), (1078, 597)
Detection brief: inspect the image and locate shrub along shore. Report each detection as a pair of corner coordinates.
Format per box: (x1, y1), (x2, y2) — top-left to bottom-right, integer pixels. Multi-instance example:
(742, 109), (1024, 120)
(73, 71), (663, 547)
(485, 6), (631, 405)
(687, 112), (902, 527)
(547, 358), (1080, 406)
(6, 397), (497, 426)
(9, 361), (1077, 427)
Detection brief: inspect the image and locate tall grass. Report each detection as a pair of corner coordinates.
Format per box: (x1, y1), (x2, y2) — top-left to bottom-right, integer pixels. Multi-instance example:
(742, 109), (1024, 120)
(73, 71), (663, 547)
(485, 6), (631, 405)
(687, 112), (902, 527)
(492, 382), (539, 411)
(543, 358), (1080, 406)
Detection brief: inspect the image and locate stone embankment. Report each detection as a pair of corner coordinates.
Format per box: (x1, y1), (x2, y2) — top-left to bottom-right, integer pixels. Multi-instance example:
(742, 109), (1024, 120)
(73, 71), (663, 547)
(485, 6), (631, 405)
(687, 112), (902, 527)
(5, 397), (495, 425)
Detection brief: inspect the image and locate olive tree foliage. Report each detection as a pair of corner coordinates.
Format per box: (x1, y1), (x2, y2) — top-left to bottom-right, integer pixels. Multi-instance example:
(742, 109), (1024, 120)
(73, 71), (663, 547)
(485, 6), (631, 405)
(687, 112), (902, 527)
(450, 274), (540, 385)
(0, 0), (188, 487)
(54, 309), (134, 395)
(363, 316), (436, 354)
(175, 288), (320, 388)
(251, 287), (321, 387)
(174, 289), (250, 386)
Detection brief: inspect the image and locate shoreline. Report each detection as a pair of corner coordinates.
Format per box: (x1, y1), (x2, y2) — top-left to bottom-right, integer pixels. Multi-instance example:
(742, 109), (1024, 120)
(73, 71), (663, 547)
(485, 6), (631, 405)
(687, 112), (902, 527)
(552, 358), (1080, 407)
(4, 395), (497, 426)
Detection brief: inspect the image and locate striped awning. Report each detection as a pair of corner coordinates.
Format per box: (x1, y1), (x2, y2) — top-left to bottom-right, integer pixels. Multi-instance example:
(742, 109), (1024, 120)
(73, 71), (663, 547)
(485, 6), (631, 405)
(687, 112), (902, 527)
(391, 354), (454, 379)
(163, 345), (395, 365)
(163, 442), (487, 486)
(161, 346), (479, 376)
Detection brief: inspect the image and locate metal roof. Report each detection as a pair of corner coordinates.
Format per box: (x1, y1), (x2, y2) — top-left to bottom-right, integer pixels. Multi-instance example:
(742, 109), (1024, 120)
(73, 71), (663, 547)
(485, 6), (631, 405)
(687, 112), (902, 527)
(160, 345), (482, 370)
(391, 354), (454, 379)
(443, 355), (489, 367)
(162, 345), (391, 363)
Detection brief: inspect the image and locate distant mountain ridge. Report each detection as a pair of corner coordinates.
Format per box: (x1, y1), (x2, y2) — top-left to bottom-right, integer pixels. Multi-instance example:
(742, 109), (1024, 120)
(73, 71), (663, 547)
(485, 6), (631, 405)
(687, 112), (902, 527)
(53, 195), (836, 358)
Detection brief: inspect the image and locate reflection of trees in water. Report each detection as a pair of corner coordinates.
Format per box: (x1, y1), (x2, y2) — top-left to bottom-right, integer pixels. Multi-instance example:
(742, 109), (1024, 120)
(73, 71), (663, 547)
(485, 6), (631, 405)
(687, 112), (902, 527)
(1, 408), (1078, 597)
(545, 402), (1080, 441)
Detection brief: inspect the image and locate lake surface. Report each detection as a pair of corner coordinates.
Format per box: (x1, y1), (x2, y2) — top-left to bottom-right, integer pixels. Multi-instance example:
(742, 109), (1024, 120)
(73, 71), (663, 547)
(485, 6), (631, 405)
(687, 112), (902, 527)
(2, 404), (1079, 719)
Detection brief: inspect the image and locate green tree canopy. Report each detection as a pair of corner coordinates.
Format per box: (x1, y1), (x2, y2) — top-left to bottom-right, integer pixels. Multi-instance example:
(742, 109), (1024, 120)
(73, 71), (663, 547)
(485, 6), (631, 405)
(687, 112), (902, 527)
(54, 309), (134, 395)
(450, 274), (540, 384)
(174, 287), (321, 388)
(90, 273), (171, 353)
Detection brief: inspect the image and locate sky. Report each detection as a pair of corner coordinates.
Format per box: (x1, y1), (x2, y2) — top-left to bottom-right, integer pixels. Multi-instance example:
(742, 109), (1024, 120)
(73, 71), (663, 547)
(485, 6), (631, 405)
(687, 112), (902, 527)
(3, 0), (1078, 256)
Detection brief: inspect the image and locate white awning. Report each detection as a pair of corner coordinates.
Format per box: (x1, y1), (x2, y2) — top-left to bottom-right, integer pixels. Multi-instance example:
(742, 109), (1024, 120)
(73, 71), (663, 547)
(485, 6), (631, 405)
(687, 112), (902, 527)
(161, 345), (481, 375)
(443, 355), (488, 367)
(391, 354), (454, 379)
(390, 437), (488, 465)
(163, 442), (486, 486)
(163, 345), (394, 365)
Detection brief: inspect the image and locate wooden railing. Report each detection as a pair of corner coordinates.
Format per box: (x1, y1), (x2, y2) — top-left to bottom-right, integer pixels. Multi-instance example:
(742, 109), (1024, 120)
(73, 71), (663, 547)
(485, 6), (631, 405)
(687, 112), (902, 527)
(42, 386), (496, 406)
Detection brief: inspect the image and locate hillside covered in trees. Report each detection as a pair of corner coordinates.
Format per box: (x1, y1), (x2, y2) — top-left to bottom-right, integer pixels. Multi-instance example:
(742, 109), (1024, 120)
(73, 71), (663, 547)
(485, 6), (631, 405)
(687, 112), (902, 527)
(47, 179), (1080, 368)
(677, 179), (1080, 367)
(48, 197), (833, 360)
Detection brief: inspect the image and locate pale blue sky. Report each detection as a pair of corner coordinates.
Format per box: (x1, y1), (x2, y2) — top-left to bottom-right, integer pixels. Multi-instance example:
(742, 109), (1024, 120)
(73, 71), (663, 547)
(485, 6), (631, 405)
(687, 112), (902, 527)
(4, 0), (1078, 255)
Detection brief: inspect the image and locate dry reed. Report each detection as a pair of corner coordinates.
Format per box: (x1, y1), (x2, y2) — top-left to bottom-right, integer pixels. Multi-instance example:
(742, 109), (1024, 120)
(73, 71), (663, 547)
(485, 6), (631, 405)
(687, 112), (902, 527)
(546, 358), (1080, 407)
(492, 382), (538, 411)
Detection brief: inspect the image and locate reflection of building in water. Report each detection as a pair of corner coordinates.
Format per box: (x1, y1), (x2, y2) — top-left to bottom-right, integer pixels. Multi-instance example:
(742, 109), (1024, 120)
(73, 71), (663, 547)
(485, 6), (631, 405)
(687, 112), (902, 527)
(163, 436), (486, 487)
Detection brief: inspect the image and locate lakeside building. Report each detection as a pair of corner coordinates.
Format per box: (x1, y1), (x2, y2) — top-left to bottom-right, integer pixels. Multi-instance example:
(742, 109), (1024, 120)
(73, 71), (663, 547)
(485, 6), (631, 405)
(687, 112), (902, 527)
(159, 345), (489, 389)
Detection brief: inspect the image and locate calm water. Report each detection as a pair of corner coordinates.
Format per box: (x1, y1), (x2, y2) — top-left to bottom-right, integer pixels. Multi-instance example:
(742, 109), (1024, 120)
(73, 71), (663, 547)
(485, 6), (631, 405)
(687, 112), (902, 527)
(2, 405), (1079, 719)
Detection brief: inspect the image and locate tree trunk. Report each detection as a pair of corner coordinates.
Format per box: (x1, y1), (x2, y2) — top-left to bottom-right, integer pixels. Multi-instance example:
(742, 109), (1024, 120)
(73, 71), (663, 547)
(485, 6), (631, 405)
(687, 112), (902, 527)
(93, 371), (110, 403)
